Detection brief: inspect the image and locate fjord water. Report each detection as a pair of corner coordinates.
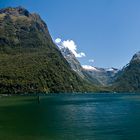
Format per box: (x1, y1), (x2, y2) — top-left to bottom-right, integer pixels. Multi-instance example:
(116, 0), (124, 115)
(0, 94), (140, 140)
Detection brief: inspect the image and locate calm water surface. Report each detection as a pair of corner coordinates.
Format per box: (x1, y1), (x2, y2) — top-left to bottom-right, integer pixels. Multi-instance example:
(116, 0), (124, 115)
(0, 93), (140, 140)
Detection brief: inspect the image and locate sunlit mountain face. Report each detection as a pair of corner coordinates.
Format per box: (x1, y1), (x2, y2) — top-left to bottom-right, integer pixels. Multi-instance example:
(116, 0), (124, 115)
(59, 46), (118, 86)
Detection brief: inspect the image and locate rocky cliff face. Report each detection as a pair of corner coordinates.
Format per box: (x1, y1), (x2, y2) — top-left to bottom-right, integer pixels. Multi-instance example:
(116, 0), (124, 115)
(0, 7), (52, 50)
(59, 46), (85, 78)
(0, 7), (92, 94)
(131, 51), (140, 62)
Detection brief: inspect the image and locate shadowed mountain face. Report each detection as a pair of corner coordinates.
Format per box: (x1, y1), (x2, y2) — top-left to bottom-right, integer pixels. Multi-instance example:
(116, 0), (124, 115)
(113, 52), (140, 92)
(0, 7), (95, 94)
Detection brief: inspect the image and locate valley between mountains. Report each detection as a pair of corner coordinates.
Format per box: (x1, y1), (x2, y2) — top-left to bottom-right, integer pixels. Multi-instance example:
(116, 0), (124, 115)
(0, 7), (140, 94)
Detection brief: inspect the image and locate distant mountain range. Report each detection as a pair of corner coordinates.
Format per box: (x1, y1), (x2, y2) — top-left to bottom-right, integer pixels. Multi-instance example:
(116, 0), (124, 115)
(59, 46), (118, 86)
(0, 7), (140, 93)
(59, 42), (140, 93)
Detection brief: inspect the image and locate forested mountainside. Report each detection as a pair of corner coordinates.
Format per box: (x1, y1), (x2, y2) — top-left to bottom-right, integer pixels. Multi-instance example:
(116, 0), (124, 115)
(0, 7), (97, 94)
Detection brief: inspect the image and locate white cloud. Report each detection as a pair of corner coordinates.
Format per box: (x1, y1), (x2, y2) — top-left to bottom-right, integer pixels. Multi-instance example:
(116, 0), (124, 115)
(89, 59), (94, 63)
(55, 38), (61, 44)
(79, 52), (86, 57)
(55, 38), (86, 58)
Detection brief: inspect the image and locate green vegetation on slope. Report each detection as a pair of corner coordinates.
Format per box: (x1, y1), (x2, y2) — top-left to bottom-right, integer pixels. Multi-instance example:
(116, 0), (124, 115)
(112, 58), (140, 92)
(0, 7), (98, 94)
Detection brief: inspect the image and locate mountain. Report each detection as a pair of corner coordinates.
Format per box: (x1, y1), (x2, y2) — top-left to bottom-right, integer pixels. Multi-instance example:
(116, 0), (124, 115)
(59, 45), (140, 93)
(59, 46), (118, 86)
(59, 46), (102, 85)
(0, 7), (96, 94)
(82, 66), (118, 85)
(59, 46), (85, 78)
(113, 51), (140, 92)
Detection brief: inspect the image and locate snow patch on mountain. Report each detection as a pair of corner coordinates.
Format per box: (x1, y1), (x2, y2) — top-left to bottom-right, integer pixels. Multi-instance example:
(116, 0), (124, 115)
(82, 65), (99, 71)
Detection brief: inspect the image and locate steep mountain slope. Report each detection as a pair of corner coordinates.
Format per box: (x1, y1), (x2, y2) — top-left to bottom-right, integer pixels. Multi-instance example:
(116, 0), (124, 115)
(59, 46), (85, 78)
(113, 51), (140, 92)
(59, 46), (102, 85)
(0, 7), (94, 94)
(59, 46), (118, 86)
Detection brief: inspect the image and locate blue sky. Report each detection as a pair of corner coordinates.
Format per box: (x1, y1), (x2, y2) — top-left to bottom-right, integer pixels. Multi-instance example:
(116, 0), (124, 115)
(1, 0), (140, 68)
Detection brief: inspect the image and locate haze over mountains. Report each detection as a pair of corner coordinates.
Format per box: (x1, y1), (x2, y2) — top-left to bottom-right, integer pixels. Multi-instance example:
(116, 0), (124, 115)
(0, 7), (140, 93)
